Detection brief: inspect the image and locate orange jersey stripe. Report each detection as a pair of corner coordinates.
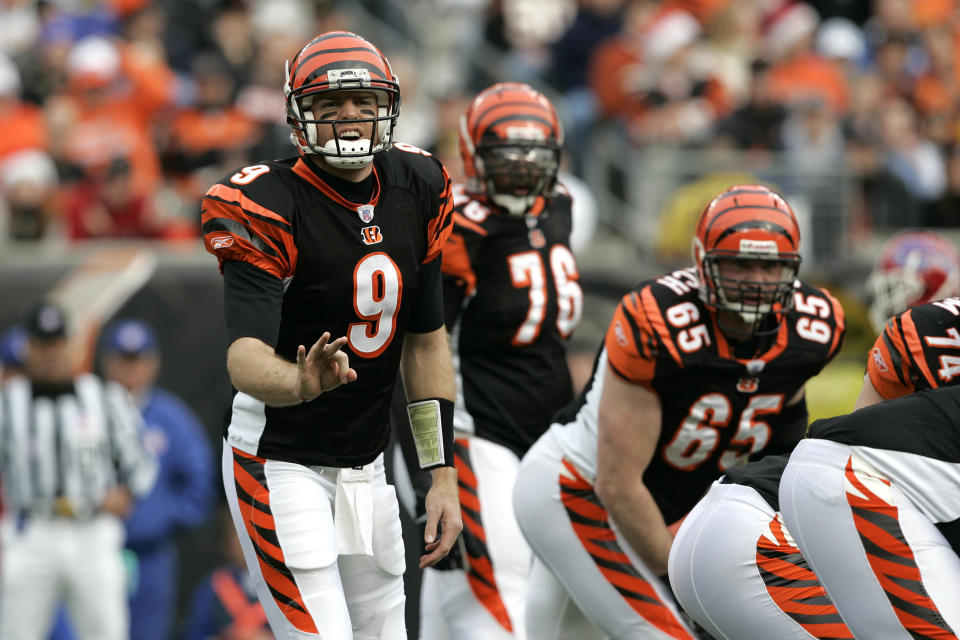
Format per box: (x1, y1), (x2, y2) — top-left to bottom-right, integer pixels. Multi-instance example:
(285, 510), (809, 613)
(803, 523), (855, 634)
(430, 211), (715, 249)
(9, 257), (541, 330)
(900, 311), (939, 389)
(425, 165), (455, 264)
(441, 231), (477, 296)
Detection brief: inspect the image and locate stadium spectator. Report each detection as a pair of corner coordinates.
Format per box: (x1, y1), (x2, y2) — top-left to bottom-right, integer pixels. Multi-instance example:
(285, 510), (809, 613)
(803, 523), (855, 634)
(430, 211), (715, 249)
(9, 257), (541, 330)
(48, 35), (174, 210)
(0, 301), (157, 640)
(100, 318), (216, 640)
(200, 30), (461, 638)
(0, 148), (59, 241)
(0, 53), (47, 163)
(714, 58), (788, 150)
(764, 1), (848, 116)
(513, 184), (845, 637)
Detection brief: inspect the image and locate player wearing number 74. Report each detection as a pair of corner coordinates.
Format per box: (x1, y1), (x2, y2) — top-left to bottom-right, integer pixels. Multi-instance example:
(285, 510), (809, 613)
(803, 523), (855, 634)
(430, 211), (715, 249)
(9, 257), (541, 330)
(512, 184), (845, 638)
(200, 31), (461, 639)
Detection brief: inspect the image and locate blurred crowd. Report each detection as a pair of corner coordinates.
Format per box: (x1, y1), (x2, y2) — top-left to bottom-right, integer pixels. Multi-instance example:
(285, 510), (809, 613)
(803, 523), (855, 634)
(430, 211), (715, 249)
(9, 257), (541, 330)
(1, 0), (959, 242)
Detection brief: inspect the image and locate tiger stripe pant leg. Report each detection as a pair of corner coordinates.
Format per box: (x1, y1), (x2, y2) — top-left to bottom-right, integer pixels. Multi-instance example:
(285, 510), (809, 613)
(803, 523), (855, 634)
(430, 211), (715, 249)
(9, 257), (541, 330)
(668, 481), (852, 640)
(781, 439), (960, 640)
(222, 442), (353, 639)
(420, 436), (529, 639)
(514, 434), (695, 639)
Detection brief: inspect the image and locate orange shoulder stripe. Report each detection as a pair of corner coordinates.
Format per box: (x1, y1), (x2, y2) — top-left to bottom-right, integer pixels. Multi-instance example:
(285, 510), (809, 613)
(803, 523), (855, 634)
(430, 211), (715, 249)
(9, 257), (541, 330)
(640, 287), (683, 368)
(425, 166), (454, 264)
(900, 311), (938, 389)
(441, 231), (476, 296)
(205, 183), (292, 228)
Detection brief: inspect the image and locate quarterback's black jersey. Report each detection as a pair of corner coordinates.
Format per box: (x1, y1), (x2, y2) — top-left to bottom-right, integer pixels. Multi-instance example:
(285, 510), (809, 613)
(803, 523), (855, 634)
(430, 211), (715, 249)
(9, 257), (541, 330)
(599, 268), (845, 523)
(202, 147), (453, 467)
(442, 187), (582, 457)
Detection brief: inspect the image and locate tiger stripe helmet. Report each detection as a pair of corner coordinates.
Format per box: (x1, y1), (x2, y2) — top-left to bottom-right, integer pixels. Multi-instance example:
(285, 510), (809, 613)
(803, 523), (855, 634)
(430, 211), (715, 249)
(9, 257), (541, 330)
(459, 82), (563, 216)
(866, 230), (960, 334)
(691, 184), (802, 333)
(284, 31), (400, 167)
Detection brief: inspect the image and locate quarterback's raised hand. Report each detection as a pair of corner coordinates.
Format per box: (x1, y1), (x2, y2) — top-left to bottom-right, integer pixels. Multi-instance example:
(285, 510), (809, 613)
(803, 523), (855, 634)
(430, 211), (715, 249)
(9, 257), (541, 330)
(295, 332), (358, 402)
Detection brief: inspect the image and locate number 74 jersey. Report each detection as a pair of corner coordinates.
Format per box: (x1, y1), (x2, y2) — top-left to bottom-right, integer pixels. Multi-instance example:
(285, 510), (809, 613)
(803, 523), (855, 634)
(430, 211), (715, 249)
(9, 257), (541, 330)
(551, 268), (845, 524)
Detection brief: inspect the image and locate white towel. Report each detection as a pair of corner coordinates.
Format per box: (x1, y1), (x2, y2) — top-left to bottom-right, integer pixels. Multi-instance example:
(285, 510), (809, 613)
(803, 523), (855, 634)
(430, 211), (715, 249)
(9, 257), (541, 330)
(334, 464), (375, 556)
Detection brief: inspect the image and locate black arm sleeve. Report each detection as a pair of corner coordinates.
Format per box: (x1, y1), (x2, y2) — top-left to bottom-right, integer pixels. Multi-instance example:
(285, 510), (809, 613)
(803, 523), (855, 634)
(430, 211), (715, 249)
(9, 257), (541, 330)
(407, 256), (444, 333)
(222, 260), (284, 347)
(442, 277), (466, 329)
(753, 397), (809, 459)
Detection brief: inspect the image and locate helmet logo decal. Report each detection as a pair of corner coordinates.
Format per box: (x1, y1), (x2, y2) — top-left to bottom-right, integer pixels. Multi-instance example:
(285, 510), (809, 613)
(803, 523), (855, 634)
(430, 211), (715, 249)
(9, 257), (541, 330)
(739, 239), (778, 254)
(327, 68), (371, 87)
(357, 204), (375, 223)
(361, 225), (382, 245)
(505, 124), (546, 141)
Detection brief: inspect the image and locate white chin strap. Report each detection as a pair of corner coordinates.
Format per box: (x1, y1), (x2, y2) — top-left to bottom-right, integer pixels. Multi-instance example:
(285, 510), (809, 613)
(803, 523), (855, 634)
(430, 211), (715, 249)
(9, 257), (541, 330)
(321, 138), (374, 169)
(491, 193), (535, 216)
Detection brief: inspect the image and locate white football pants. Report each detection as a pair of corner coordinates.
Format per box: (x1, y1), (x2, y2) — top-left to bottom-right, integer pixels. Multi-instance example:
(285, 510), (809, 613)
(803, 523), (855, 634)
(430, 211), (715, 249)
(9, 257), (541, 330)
(223, 443), (407, 639)
(668, 480), (852, 640)
(0, 513), (127, 640)
(780, 439), (960, 639)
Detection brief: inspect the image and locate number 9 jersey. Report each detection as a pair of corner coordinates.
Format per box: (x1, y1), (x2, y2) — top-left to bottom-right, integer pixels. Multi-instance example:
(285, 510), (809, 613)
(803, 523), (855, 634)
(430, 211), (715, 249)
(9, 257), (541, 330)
(550, 267), (845, 524)
(201, 145), (453, 468)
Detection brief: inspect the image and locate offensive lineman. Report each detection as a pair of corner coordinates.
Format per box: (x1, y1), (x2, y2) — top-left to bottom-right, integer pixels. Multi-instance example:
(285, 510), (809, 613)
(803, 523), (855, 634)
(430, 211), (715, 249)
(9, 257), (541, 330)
(201, 31), (461, 639)
(394, 82), (594, 639)
(513, 184), (845, 638)
(668, 231), (960, 640)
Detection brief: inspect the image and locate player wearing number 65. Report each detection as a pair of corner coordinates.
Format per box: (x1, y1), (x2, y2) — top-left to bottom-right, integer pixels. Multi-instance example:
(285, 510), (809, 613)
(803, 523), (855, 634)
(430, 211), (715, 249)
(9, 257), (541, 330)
(512, 184), (845, 638)
(200, 31), (461, 639)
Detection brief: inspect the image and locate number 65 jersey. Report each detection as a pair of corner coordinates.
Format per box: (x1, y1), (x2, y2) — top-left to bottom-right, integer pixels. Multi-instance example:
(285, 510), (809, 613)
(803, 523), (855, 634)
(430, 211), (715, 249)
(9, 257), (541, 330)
(550, 268), (845, 524)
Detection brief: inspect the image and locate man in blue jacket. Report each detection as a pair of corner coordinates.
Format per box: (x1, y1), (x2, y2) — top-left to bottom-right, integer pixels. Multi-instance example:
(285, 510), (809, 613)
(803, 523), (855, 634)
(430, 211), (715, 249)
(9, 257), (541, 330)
(101, 318), (216, 640)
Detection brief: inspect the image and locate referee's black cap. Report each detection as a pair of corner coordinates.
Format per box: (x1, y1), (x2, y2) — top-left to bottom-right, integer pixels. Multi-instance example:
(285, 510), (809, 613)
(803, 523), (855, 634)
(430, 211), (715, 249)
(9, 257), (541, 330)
(23, 302), (69, 340)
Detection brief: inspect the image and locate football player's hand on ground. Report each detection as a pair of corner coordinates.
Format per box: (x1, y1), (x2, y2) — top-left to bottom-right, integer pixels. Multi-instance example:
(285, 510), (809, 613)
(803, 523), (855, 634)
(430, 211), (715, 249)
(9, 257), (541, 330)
(295, 332), (358, 401)
(419, 466), (462, 569)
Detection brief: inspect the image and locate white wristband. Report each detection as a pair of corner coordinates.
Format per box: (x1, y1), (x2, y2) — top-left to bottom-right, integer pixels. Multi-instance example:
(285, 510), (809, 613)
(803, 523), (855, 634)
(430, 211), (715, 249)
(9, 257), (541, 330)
(406, 399), (444, 469)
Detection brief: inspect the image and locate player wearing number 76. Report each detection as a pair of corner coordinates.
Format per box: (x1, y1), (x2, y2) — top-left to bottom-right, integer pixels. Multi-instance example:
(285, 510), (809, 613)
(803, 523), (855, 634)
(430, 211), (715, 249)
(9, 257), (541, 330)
(200, 31), (461, 639)
(512, 184), (845, 638)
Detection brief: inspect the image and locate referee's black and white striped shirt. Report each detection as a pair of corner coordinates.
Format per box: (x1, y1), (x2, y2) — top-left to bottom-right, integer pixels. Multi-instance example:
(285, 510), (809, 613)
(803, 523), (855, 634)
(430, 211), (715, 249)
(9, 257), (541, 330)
(0, 373), (157, 519)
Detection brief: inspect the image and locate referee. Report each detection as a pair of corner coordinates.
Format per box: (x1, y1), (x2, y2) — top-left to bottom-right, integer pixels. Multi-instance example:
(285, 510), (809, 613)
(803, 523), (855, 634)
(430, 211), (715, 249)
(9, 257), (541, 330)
(0, 301), (157, 640)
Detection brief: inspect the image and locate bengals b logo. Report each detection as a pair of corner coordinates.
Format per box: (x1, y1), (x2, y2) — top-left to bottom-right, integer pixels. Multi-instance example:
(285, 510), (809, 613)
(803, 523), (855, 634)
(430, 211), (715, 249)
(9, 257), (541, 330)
(361, 225), (382, 245)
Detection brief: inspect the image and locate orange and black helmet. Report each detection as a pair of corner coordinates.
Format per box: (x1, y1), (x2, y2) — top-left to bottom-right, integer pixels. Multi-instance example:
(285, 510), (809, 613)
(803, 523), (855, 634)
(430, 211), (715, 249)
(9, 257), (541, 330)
(284, 31), (400, 166)
(459, 82), (563, 215)
(691, 184), (802, 333)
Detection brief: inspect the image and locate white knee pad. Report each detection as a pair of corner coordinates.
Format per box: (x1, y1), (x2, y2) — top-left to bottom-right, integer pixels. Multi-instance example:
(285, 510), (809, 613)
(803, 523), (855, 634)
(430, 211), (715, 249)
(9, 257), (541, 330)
(351, 591), (406, 640)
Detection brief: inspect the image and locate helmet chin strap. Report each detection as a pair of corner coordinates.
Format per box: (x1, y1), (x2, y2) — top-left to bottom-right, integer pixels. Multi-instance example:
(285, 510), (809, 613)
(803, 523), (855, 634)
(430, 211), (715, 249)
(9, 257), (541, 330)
(491, 193), (535, 216)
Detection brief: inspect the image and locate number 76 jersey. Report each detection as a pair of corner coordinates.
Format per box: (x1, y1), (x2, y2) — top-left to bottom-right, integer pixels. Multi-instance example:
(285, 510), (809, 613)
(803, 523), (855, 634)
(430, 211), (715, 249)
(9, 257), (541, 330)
(550, 268), (845, 524)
